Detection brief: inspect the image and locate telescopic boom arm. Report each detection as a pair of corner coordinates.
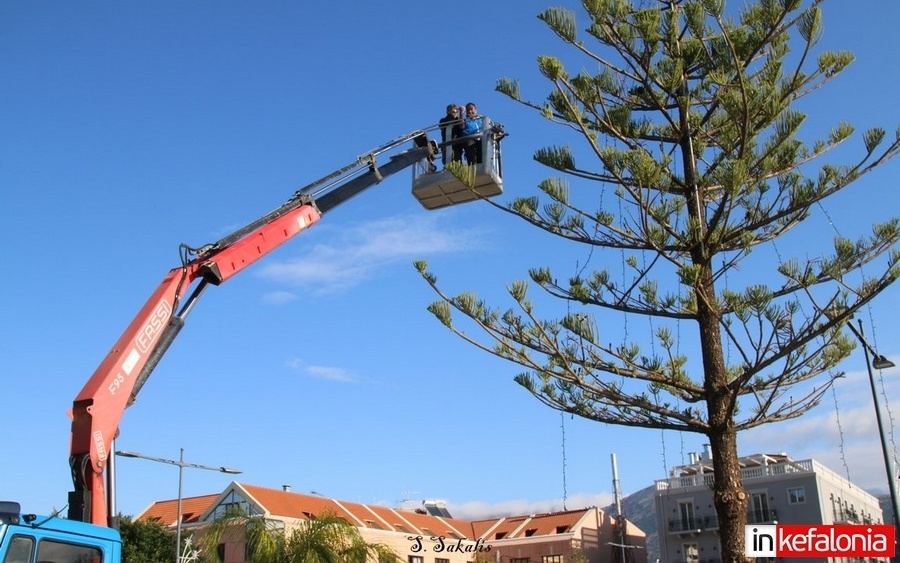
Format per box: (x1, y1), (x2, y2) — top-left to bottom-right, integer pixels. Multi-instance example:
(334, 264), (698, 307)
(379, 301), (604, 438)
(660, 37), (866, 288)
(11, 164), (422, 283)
(68, 129), (435, 527)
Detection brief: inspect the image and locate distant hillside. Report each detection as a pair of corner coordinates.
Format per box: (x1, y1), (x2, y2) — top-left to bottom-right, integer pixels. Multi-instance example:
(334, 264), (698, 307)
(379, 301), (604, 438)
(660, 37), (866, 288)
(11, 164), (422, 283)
(877, 493), (892, 523)
(604, 485), (659, 563)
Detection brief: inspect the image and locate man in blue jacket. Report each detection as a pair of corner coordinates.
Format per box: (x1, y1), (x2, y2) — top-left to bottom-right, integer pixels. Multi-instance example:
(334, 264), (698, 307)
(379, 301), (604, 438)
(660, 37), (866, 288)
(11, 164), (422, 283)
(460, 102), (483, 164)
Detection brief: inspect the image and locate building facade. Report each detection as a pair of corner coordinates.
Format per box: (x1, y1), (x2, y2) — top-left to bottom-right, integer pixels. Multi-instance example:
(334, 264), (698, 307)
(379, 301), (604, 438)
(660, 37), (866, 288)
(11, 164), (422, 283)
(654, 448), (887, 563)
(138, 482), (646, 563)
(474, 508), (645, 563)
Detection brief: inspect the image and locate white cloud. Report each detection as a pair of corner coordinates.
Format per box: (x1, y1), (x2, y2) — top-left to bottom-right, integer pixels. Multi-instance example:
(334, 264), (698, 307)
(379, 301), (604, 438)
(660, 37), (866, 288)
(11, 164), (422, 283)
(287, 358), (357, 383)
(262, 290), (298, 305)
(257, 213), (486, 295)
(447, 492), (615, 521)
(740, 370), (900, 493)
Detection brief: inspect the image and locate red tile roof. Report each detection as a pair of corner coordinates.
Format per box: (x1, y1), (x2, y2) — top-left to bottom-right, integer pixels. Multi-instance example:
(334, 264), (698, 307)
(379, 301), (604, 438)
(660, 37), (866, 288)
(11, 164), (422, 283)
(136, 483), (613, 546)
(470, 509), (587, 540)
(482, 515), (528, 539)
(515, 510), (583, 536)
(470, 517), (503, 539)
(138, 494), (219, 527)
(240, 484), (356, 522)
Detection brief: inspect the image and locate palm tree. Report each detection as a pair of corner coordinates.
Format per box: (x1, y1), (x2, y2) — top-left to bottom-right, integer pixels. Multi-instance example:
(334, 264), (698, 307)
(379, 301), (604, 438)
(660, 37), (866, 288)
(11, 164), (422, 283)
(199, 506), (399, 563)
(283, 510), (399, 563)
(199, 505), (284, 563)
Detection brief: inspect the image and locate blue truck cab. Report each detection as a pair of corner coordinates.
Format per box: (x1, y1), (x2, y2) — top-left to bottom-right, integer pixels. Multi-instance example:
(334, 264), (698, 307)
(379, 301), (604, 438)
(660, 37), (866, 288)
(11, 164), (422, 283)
(0, 502), (121, 563)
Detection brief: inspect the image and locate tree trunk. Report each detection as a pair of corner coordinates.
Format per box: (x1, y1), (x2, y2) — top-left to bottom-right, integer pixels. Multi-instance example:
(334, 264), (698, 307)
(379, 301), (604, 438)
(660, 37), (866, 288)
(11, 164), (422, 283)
(694, 237), (747, 560)
(698, 289), (749, 562)
(708, 412), (749, 563)
(679, 84), (750, 561)
(696, 258), (749, 562)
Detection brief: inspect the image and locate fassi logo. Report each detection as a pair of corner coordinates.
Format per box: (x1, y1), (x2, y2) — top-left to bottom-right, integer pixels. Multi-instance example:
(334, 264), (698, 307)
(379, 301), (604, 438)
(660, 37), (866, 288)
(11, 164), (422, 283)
(746, 524), (895, 558)
(135, 300), (171, 353)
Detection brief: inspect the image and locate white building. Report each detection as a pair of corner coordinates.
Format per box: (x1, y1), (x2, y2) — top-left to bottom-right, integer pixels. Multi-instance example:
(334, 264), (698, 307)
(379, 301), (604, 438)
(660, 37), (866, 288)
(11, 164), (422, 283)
(654, 448), (887, 563)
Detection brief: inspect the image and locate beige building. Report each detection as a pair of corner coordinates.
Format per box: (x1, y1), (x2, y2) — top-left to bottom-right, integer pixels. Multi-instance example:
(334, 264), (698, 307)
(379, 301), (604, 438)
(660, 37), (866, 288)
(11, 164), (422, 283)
(475, 508), (645, 563)
(138, 482), (647, 563)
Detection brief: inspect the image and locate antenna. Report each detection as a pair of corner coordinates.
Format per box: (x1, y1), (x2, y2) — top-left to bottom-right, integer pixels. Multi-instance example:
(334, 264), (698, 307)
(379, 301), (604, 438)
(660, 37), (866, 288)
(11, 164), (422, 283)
(397, 491), (421, 511)
(561, 411), (568, 511)
(611, 454), (630, 563)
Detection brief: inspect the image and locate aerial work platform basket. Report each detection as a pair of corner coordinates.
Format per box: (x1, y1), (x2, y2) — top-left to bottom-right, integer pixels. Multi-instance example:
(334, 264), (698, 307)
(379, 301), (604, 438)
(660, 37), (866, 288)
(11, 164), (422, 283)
(411, 116), (505, 210)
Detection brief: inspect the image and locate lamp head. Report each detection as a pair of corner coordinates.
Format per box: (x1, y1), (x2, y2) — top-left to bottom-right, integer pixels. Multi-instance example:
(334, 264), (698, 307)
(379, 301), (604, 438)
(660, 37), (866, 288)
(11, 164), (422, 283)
(872, 355), (896, 370)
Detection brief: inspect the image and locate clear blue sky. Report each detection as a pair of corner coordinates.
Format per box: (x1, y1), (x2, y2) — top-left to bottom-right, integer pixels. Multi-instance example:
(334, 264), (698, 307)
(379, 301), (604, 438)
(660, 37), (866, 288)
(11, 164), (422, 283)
(2, 1), (898, 521)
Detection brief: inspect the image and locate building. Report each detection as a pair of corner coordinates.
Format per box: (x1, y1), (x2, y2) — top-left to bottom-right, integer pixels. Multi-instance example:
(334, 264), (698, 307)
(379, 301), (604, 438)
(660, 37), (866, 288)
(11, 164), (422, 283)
(654, 447), (887, 563)
(475, 508), (645, 563)
(137, 482), (647, 563)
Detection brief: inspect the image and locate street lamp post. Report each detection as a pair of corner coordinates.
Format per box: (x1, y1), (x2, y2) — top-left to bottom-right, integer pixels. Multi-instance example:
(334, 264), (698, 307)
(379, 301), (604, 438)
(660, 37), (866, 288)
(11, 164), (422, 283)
(845, 319), (898, 541)
(116, 449), (241, 563)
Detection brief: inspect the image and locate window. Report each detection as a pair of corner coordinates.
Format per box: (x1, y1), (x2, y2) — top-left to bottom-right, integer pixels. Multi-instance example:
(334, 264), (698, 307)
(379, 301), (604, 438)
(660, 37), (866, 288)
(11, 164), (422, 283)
(555, 525), (569, 533)
(435, 559), (450, 563)
(408, 557), (424, 563)
(749, 492), (771, 523)
(3, 535), (34, 563)
(36, 538), (103, 563)
(682, 542), (699, 563)
(678, 500), (696, 531)
(511, 559), (529, 563)
(494, 531), (507, 539)
(208, 491), (259, 521)
(524, 528), (537, 537)
(788, 486), (806, 504)
(542, 556), (564, 563)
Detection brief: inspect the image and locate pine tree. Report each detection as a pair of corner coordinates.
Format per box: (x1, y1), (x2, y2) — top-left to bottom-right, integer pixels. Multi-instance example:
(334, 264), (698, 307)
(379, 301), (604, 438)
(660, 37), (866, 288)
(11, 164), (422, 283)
(416, 0), (899, 560)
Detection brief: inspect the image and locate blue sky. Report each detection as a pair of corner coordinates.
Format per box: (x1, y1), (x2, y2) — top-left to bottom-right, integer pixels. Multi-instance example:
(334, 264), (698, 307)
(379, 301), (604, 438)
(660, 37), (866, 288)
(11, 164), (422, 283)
(2, 1), (899, 522)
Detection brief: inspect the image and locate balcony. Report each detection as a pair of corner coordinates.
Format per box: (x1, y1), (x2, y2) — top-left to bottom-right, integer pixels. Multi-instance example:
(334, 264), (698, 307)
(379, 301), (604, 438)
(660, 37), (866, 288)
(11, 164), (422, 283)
(668, 518), (701, 535)
(834, 507), (862, 524)
(747, 509), (778, 524)
(700, 515), (719, 530)
(656, 458), (817, 491)
(668, 515), (719, 535)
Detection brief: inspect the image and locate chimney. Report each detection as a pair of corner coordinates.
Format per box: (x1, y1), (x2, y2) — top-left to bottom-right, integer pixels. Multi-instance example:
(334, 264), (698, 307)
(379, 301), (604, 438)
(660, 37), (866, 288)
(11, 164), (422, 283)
(282, 485), (291, 492)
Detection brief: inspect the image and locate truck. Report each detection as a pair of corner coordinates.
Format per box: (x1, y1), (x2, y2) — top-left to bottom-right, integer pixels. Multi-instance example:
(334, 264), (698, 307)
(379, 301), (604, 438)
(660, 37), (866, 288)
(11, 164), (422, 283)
(0, 119), (505, 563)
